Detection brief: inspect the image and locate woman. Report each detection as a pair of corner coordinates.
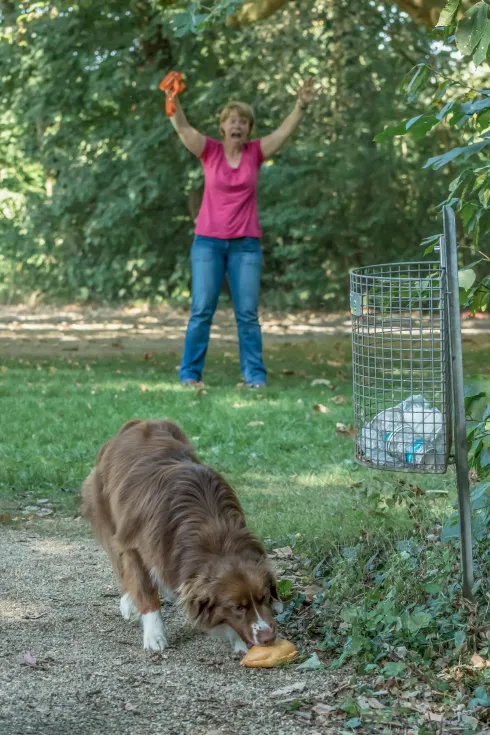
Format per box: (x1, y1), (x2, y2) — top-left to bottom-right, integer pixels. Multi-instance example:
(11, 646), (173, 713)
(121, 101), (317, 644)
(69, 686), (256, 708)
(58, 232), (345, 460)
(170, 78), (316, 387)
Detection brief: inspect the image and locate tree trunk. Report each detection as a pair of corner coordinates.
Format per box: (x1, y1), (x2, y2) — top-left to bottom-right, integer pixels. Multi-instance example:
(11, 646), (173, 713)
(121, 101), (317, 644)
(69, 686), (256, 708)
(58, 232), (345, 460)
(228, 0), (471, 29)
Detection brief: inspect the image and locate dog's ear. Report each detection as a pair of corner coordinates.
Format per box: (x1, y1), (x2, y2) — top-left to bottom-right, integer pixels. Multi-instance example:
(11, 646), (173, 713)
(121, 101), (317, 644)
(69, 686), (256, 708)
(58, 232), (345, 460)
(179, 579), (220, 625)
(118, 419), (143, 435)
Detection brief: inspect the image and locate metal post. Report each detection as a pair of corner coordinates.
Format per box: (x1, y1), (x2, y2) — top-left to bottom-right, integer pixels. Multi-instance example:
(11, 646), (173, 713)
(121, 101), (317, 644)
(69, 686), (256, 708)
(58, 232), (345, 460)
(442, 205), (475, 602)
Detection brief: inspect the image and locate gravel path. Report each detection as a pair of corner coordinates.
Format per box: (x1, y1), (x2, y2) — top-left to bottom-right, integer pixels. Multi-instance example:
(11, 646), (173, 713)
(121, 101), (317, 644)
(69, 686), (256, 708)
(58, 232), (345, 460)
(0, 304), (488, 358)
(0, 523), (335, 735)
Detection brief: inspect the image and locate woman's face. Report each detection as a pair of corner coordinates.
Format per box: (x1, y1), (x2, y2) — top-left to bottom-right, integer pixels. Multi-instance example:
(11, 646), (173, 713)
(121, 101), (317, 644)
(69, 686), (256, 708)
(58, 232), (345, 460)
(221, 111), (251, 144)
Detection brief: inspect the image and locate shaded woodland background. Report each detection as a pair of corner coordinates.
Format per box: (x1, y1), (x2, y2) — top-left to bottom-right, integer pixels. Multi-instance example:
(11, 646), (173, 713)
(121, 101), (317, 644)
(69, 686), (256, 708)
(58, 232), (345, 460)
(1, 0), (487, 308)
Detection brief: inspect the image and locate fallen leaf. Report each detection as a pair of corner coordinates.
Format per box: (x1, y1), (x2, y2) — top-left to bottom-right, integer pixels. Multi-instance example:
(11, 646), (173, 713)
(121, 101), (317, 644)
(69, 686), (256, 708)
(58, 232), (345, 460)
(303, 585), (321, 602)
(18, 652), (37, 666)
(327, 359), (342, 367)
(282, 369), (295, 375)
(139, 384), (148, 392)
(423, 711), (443, 723)
(22, 612), (47, 620)
(366, 697), (385, 710)
(247, 421), (264, 427)
(312, 703), (337, 716)
(273, 546), (294, 558)
(395, 646), (408, 659)
(310, 379), (332, 387)
(125, 702), (138, 712)
(336, 422), (354, 436)
(357, 696), (371, 710)
(461, 714), (479, 729)
(297, 653), (324, 671)
(330, 395), (346, 404)
(35, 508), (54, 517)
(143, 352), (153, 361)
(313, 404), (329, 413)
(471, 653), (490, 668)
(270, 682), (306, 698)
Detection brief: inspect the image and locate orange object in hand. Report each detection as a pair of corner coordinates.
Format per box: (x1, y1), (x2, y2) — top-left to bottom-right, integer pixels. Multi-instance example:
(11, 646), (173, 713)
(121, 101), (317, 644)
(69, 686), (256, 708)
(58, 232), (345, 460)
(159, 71), (186, 117)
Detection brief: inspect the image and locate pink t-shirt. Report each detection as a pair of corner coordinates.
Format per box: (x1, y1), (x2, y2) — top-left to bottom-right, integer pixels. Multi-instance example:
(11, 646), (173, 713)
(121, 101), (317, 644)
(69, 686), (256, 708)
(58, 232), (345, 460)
(195, 137), (264, 239)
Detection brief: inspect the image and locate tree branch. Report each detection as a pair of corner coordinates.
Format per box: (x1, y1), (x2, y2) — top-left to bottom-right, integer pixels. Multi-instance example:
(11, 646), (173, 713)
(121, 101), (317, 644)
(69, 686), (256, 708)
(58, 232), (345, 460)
(227, 0), (293, 27)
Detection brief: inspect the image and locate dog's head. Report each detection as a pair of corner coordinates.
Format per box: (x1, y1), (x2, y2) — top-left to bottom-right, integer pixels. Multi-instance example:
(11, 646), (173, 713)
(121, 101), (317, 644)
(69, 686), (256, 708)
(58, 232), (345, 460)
(180, 557), (283, 648)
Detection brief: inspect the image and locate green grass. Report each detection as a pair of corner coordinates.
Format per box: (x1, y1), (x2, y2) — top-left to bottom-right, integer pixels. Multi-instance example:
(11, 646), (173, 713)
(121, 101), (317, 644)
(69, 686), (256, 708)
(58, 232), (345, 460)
(0, 337), (488, 557)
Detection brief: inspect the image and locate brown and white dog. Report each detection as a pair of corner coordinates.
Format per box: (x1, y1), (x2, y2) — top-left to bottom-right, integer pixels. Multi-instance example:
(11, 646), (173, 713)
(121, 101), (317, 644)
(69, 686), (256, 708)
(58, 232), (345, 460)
(81, 419), (283, 653)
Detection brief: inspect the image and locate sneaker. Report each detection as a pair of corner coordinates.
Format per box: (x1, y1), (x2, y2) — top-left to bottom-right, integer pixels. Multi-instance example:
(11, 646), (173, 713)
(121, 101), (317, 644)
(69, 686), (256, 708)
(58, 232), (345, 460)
(246, 382), (267, 389)
(181, 379), (200, 386)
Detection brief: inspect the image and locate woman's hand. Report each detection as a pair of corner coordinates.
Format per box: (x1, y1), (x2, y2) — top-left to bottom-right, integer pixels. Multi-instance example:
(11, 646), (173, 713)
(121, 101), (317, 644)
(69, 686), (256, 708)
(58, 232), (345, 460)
(297, 77), (317, 109)
(260, 76), (318, 158)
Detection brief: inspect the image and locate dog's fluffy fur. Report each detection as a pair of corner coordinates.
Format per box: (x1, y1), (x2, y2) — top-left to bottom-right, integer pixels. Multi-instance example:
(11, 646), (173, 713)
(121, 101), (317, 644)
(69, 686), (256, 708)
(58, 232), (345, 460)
(81, 419), (282, 652)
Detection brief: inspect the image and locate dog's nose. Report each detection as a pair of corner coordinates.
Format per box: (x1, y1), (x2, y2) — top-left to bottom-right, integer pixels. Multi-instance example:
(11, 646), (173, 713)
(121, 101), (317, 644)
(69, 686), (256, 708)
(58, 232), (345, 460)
(257, 626), (276, 646)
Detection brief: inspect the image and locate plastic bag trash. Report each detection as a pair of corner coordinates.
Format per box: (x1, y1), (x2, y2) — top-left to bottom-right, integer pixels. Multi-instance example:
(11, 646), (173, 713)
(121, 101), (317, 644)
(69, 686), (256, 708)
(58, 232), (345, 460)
(358, 394), (446, 470)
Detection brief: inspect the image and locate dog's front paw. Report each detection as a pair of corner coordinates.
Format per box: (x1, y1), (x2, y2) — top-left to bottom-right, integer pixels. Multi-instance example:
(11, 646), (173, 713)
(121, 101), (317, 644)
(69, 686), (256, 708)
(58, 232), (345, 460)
(226, 627), (248, 656)
(120, 593), (140, 621)
(232, 638), (249, 656)
(142, 611), (167, 651)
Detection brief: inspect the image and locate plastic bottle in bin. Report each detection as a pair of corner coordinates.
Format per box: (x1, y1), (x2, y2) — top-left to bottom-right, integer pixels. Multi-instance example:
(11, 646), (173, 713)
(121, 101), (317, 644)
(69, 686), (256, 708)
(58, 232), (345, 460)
(360, 394), (446, 468)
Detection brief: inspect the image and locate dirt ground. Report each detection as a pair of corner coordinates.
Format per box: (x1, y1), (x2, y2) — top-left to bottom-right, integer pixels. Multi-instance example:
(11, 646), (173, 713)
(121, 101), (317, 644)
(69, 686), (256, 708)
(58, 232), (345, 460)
(0, 303), (488, 358)
(0, 523), (337, 735)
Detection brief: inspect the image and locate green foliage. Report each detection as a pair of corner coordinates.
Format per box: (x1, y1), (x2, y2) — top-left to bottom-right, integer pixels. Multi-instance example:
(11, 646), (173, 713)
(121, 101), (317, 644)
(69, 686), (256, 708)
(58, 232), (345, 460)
(314, 526), (490, 682)
(374, 0), (490, 319)
(442, 385), (490, 542)
(0, 0), (454, 307)
(169, 0), (244, 36)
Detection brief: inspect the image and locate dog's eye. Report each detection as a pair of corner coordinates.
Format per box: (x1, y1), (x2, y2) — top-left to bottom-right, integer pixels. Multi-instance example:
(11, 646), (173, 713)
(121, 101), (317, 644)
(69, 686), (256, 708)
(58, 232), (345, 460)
(234, 604), (247, 613)
(257, 595), (266, 605)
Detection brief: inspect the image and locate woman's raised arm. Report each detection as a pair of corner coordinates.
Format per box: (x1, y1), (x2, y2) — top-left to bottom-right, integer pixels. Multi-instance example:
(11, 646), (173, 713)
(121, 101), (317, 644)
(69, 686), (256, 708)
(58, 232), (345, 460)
(260, 78), (317, 159)
(169, 98), (206, 158)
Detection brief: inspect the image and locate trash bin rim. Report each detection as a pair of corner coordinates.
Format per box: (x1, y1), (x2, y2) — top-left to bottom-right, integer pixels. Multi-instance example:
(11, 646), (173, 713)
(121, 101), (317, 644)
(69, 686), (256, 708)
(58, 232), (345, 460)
(350, 261), (442, 281)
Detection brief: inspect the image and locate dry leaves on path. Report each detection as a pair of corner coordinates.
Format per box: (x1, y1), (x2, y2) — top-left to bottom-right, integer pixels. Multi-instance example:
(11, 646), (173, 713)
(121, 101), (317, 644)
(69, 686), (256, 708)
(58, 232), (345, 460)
(17, 652), (37, 666)
(336, 422), (355, 436)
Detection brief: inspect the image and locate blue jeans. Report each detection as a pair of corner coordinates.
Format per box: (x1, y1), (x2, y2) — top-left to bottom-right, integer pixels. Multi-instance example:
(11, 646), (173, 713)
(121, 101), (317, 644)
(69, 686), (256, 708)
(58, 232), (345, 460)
(179, 235), (267, 385)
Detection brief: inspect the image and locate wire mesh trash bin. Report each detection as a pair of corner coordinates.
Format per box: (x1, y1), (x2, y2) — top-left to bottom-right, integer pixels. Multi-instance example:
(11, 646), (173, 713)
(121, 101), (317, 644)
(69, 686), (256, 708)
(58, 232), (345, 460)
(350, 261), (452, 474)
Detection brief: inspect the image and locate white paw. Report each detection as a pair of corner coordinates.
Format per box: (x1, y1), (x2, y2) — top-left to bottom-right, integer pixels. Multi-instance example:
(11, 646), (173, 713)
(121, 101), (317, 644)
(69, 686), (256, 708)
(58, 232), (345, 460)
(209, 625), (248, 655)
(142, 611), (167, 651)
(232, 636), (249, 655)
(160, 584), (175, 603)
(120, 593), (140, 621)
(226, 626), (248, 655)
